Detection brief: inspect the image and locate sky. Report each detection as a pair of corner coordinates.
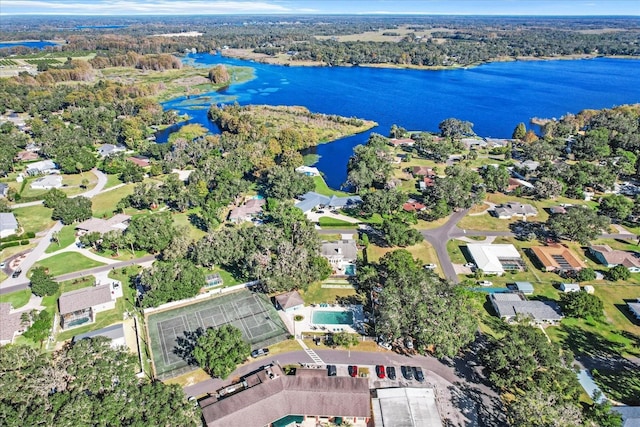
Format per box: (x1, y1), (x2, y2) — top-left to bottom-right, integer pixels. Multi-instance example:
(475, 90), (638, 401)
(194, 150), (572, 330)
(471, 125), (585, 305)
(1, 0), (639, 16)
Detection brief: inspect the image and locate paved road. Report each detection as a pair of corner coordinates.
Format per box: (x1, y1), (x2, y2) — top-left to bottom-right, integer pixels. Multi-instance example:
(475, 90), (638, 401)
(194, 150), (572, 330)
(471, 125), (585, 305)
(421, 209), (470, 283)
(0, 255), (156, 295)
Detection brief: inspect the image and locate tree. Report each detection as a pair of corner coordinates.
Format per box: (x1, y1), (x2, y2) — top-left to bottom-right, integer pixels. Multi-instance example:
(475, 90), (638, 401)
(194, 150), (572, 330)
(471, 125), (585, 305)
(262, 165), (314, 200)
(599, 194), (634, 222)
(438, 118), (474, 140)
(512, 122), (527, 140)
(42, 188), (67, 208)
(547, 205), (610, 244)
(574, 267), (596, 282)
(606, 264), (631, 281)
(138, 259), (204, 308)
(585, 394), (623, 427)
(480, 165), (510, 193)
(126, 212), (176, 253)
(22, 310), (52, 349)
(379, 218), (423, 247)
(192, 325), (250, 379)
(346, 134), (393, 191)
(560, 291), (604, 319)
(508, 387), (584, 427)
(51, 196), (92, 225)
(535, 177), (564, 199)
(360, 189), (405, 217)
(208, 65), (231, 84)
(333, 331), (360, 357)
(29, 266), (59, 296)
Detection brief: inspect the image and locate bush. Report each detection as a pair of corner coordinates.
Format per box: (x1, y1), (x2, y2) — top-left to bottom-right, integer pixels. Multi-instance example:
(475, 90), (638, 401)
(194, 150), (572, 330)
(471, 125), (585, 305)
(25, 231), (36, 238)
(0, 241), (20, 250)
(20, 240), (29, 245)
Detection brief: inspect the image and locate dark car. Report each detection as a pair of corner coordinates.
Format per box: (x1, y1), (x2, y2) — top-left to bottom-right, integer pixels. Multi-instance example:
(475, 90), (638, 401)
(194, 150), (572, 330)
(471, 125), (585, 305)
(386, 366), (396, 380)
(375, 365), (386, 379)
(327, 365), (337, 376)
(401, 365), (413, 380)
(11, 268), (21, 278)
(348, 365), (358, 377)
(250, 348), (269, 358)
(413, 366), (425, 382)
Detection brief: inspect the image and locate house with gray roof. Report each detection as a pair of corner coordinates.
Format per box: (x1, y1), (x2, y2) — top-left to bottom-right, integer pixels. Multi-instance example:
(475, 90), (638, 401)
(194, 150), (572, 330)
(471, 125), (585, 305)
(58, 284), (119, 329)
(490, 293), (563, 325)
(493, 202), (538, 219)
(25, 159), (57, 176)
(97, 144), (126, 157)
(73, 323), (126, 348)
(295, 192), (362, 213)
(628, 298), (640, 321)
(274, 290), (304, 313)
(76, 214), (131, 235)
(0, 183), (8, 198)
(200, 364), (371, 427)
(228, 198), (265, 223)
(0, 303), (27, 346)
(0, 212), (18, 238)
(30, 174), (63, 190)
(321, 239), (358, 275)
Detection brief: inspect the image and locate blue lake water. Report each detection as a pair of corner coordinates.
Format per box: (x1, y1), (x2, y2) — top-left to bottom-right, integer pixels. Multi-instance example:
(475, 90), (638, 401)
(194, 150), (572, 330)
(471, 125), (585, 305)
(0, 41), (58, 50)
(161, 54), (640, 189)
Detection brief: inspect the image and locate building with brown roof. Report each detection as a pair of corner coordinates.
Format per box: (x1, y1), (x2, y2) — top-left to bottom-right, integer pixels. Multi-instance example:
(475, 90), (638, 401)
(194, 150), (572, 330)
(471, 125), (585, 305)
(58, 284), (118, 329)
(411, 166), (434, 177)
(274, 291), (305, 313)
(403, 200), (426, 212)
(76, 214), (131, 235)
(589, 245), (640, 273)
(126, 156), (150, 167)
(531, 245), (586, 273)
(200, 364), (371, 427)
(389, 138), (414, 147)
(228, 198), (265, 223)
(0, 303), (27, 346)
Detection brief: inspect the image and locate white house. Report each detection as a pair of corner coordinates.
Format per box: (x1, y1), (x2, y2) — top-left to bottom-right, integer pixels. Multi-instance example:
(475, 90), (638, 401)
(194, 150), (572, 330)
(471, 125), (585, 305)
(560, 283), (581, 293)
(25, 159), (57, 176)
(321, 239), (358, 275)
(97, 144), (126, 158)
(274, 291), (305, 313)
(0, 212), (18, 238)
(295, 166), (320, 177)
(466, 244), (524, 276)
(30, 174), (63, 190)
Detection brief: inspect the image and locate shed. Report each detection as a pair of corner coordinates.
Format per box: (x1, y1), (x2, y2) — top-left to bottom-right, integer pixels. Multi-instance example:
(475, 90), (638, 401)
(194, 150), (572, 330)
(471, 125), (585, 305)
(515, 282), (534, 295)
(274, 291), (304, 313)
(560, 283), (581, 293)
(583, 285), (595, 294)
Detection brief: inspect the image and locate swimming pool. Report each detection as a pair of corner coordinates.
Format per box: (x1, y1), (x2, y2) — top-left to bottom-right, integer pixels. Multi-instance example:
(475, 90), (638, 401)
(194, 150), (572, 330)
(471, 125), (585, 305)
(312, 310), (354, 325)
(344, 263), (356, 275)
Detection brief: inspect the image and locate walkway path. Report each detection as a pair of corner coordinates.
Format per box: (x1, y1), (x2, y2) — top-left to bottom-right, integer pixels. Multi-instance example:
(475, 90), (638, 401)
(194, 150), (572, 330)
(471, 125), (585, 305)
(37, 243), (121, 265)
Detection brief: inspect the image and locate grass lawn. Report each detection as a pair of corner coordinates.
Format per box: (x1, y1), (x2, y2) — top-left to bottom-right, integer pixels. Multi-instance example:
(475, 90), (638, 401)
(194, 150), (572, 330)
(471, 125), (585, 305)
(59, 276), (95, 293)
(44, 224), (76, 254)
(104, 174), (123, 189)
(299, 280), (358, 305)
(93, 248), (148, 261)
(91, 184), (135, 218)
(367, 241), (438, 265)
(171, 209), (207, 241)
(416, 215), (450, 230)
(203, 267), (241, 288)
(318, 216), (356, 227)
(313, 175), (351, 197)
(12, 205), (55, 234)
(0, 289), (31, 309)
(447, 240), (469, 265)
(32, 252), (105, 277)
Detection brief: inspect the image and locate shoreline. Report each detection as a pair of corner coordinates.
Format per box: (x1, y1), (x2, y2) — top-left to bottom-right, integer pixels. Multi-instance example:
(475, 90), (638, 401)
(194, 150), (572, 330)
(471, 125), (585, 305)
(220, 48), (638, 71)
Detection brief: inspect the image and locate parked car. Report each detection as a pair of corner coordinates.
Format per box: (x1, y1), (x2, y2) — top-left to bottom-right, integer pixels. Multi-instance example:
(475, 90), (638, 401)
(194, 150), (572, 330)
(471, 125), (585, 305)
(327, 365), (337, 376)
(464, 263), (476, 268)
(348, 365), (358, 377)
(401, 366), (413, 380)
(478, 280), (493, 287)
(251, 348), (269, 358)
(11, 268), (21, 278)
(386, 366), (397, 380)
(413, 367), (425, 382)
(424, 264), (436, 270)
(317, 210), (325, 214)
(375, 365), (386, 379)
(404, 337), (414, 350)
(0, 262), (5, 268)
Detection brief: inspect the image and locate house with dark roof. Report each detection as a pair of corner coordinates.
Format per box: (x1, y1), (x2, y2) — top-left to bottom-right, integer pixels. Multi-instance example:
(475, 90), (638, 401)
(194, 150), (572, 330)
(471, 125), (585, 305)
(531, 244), (586, 273)
(490, 293), (563, 325)
(274, 291), (305, 313)
(493, 202), (538, 219)
(411, 166), (435, 177)
(58, 283), (120, 329)
(0, 212), (18, 238)
(73, 323), (126, 348)
(76, 214), (131, 235)
(321, 240), (358, 275)
(200, 364), (371, 427)
(0, 303), (27, 346)
(589, 245), (640, 273)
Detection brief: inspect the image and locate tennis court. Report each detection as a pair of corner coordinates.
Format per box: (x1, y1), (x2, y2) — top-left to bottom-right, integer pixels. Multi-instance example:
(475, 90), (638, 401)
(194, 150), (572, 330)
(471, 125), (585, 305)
(146, 290), (289, 380)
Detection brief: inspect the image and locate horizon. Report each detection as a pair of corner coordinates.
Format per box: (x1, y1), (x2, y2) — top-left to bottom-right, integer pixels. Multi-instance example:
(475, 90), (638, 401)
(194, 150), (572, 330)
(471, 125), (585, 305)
(1, 1), (639, 17)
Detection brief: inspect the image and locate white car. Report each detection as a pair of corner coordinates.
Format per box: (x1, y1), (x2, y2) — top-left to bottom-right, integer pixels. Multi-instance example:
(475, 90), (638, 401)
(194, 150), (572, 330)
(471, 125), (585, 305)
(478, 280), (493, 287)
(424, 264), (436, 270)
(464, 263), (476, 268)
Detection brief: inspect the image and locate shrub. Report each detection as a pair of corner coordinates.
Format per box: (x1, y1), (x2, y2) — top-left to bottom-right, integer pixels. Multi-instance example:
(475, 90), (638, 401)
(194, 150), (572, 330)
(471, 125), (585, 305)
(20, 240), (29, 245)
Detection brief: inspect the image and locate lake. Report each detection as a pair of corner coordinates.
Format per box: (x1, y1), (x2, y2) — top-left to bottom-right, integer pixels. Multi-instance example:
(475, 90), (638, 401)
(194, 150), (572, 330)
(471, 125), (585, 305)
(161, 54), (640, 189)
(0, 41), (59, 50)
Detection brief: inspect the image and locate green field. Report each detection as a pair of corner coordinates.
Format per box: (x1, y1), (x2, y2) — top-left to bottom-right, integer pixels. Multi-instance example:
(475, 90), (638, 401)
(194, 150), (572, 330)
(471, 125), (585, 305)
(12, 205), (55, 234)
(44, 224), (77, 254)
(91, 183), (135, 217)
(0, 289), (31, 309)
(32, 252), (105, 277)
(0, 59), (18, 66)
(313, 175), (351, 197)
(300, 280), (358, 305)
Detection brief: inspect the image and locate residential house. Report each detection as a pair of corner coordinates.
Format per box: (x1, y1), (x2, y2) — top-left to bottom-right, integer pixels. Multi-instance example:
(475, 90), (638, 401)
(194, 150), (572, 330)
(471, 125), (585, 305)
(97, 144), (126, 157)
(73, 323), (126, 348)
(514, 282), (534, 295)
(530, 244), (586, 273)
(460, 137), (487, 149)
(411, 166), (435, 178)
(25, 159), (57, 176)
(0, 303), (27, 346)
(589, 245), (640, 273)
(373, 388), (443, 427)
(199, 364), (371, 427)
(612, 406), (640, 427)
(76, 214), (131, 235)
(418, 176), (436, 190)
(493, 202), (538, 219)
(58, 283), (122, 329)
(627, 298), (640, 320)
(403, 200), (426, 212)
(321, 239), (358, 275)
(127, 156), (150, 167)
(30, 174), (63, 190)
(485, 138), (510, 147)
(25, 143), (40, 152)
(294, 166), (320, 176)
(490, 293), (563, 324)
(274, 291), (305, 313)
(15, 150), (39, 162)
(0, 183), (8, 198)
(560, 283), (581, 293)
(549, 206), (568, 215)
(0, 212), (18, 238)
(228, 198), (265, 223)
(295, 192), (362, 213)
(389, 138), (415, 147)
(467, 244), (525, 276)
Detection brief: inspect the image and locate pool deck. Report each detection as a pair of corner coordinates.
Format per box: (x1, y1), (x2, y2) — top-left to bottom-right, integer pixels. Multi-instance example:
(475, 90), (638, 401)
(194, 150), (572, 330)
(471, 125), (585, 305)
(292, 304), (365, 335)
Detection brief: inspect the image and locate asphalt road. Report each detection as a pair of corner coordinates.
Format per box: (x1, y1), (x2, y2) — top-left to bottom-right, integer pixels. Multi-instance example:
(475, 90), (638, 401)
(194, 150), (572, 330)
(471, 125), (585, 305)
(421, 208), (470, 283)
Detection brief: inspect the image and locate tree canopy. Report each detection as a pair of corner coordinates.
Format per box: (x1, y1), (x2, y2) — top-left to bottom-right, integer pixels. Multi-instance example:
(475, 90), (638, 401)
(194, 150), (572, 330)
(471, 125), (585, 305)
(29, 266), (59, 297)
(138, 259), (204, 308)
(192, 325), (251, 379)
(547, 206), (610, 244)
